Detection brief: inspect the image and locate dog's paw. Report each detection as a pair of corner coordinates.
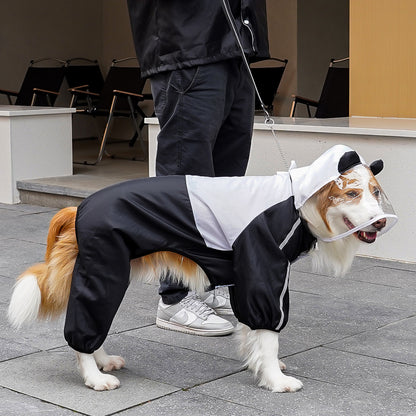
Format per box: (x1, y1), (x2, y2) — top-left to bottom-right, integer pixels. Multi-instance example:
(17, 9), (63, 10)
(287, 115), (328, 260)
(98, 355), (126, 372)
(278, 359), (287, 371)
(262, 374), (303, 393)
(85, 373), (120, 391)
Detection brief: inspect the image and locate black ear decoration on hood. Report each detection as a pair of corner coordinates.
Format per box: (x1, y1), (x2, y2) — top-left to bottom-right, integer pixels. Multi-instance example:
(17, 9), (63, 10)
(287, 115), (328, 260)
(337, 151), (361, 174)
(369, 159), (383, 176)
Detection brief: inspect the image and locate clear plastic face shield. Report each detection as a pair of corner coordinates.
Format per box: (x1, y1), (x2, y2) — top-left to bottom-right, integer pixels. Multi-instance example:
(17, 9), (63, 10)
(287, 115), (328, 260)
(320, 164), (398, 243)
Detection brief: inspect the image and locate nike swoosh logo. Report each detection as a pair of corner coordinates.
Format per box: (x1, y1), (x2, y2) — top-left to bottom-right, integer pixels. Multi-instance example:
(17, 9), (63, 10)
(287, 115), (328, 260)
(172, 309), (196, 326)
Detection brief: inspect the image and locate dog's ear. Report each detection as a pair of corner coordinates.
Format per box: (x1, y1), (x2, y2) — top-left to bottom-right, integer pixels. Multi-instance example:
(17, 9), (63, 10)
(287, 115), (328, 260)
(338, 151), (361, 173)
(369, 159), (383, 176)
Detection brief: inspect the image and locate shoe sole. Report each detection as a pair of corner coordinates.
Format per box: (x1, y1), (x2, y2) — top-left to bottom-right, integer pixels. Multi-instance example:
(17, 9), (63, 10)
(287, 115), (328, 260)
(156, 317), (234, 336)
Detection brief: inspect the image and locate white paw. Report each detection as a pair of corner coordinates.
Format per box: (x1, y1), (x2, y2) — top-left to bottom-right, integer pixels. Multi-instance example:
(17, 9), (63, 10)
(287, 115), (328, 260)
(98, 355), (126, 372)
(85, 373), (120, 391)
(268, 374), (303, 393)
(278, 359), (287, 371)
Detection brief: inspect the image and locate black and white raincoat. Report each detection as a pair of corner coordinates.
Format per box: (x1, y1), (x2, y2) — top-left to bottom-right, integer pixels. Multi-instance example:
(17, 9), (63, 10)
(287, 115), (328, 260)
(64, 145), (376, 353)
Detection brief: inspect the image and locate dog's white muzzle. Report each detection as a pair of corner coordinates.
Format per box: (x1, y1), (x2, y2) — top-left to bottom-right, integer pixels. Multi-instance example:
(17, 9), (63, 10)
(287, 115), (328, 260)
(321, 185), (398, 243)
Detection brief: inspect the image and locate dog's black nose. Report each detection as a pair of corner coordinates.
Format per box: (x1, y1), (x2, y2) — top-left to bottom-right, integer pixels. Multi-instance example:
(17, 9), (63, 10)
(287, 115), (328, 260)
(372, 218), (386, 230)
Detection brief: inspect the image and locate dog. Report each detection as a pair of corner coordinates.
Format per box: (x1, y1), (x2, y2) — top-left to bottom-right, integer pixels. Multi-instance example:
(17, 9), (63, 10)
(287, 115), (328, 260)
(8, 145), (396, 392)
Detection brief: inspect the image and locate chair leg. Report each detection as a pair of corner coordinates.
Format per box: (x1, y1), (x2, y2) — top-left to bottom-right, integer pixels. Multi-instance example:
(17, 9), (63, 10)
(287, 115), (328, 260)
(127, 96), (146, 161)
(74, 95), (118, 165)
(95, 95), (117, 164)
(289, 100), (296, 117)
(31, 93), (37, 106)
(128, 111), (146, 147)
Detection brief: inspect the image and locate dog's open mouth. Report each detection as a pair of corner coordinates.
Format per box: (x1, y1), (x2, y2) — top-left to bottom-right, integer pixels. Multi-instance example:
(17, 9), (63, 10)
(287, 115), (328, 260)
(344, 217), (377, 243)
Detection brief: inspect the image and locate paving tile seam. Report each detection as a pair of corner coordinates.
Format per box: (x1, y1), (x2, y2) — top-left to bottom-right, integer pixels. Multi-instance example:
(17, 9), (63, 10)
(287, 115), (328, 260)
(316, 345), (416, 368)
(187, 389), (277, 415)
(321, 330), (376, 346)
(0, 385), (84, 415)
(292, 270), (334, 278)
(373, 313), (416, 329)
(286, 369), (415, 401)
(107, 322), (156, 336)
(346, 278), (407, 289)
(301, 330), (370, 350)
(121, 331), (243, 363)
(324, 344), (416, 367)
(373, 262), (416, 271)
(289, 289), (322, 297)
(0, 273), (14, 279)
(183, 366), (248, 391)
(0, 349), (45, 364)
(5, 237), (47, 247)
(18, 210), (58, 217)
(292, 269), (413, 290)
(290, 287), (414, 310)
(104, 388), (182, 416)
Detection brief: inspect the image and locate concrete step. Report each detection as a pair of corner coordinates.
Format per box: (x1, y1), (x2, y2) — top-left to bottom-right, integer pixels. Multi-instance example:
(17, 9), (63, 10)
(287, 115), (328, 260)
(17, 178), (90, 208)
(16, 173), (131, 208)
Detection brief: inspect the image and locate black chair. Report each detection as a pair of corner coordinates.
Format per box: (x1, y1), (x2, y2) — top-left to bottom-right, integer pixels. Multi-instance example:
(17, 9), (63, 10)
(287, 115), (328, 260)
(250, 57), (288, 114)
(290, 57), (349, 118)
(65, 58), (104, 108)
(70, 57), (147, 165)
(0, 58), (66, 106)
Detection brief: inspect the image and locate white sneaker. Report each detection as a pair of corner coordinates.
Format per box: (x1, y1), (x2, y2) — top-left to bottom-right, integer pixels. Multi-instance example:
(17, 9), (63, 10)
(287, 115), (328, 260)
(156, 292), (234, 336)
(200, 286), (234, 315)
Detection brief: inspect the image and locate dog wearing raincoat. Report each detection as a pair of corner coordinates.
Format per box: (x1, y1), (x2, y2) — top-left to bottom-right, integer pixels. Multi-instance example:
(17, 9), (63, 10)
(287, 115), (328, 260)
(8, 145), (397, 392)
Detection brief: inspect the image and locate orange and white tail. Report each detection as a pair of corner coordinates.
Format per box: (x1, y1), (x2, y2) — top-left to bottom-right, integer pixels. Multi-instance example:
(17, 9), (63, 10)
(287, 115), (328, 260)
(8, 207), (79, 329)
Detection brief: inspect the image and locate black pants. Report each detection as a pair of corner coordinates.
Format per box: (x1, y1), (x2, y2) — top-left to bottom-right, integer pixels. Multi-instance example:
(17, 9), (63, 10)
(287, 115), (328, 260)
(151, 59), (255, 304)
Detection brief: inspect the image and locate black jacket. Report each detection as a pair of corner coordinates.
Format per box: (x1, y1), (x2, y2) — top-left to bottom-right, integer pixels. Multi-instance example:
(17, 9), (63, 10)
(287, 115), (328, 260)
(127, 0), (270, 77)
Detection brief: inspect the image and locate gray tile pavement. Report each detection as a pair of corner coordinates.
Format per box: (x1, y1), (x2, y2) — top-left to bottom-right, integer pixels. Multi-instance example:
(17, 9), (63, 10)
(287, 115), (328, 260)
(0, 202), (415, 415)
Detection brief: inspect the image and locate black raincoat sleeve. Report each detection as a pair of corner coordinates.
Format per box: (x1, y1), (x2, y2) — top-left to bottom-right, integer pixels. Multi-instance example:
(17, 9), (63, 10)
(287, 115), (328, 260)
(229, 212), (291, 332)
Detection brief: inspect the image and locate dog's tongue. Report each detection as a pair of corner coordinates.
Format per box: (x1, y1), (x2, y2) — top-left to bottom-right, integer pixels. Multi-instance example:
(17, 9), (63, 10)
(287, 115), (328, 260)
(357, 230), (377, 243)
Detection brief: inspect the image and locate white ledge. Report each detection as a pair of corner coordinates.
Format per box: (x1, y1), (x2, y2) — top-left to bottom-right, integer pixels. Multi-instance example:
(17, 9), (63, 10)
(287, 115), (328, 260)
(0, 105), (76, 117)
(146, 116), (416, 138)
(252, 116), (416, 138)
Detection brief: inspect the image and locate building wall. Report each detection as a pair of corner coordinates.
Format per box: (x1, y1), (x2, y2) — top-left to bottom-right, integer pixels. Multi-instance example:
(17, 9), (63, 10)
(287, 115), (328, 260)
(266, 0), (298, 116)
(266, 0), (349, 117)
(0, 1), (103, 105)
(350, 0), (416, 117)
(101, 0), (136, 69)
(296, 0), (349, 116)
(0, 1), (351, 118)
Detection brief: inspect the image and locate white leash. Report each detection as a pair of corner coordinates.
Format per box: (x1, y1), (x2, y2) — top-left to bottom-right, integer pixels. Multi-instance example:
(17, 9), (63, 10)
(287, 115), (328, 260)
(221, 0), (289, 170)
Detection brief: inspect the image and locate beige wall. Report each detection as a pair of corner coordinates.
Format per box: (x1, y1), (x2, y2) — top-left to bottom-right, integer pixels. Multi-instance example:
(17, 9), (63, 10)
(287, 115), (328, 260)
(0, 1), (102, 104)
(267, 0), (349, 117)
(297, 0), (349, 100)
(1, 2), (350, 118)
(350, 0), (416, 117)
(266, 0), (298, 116)
(0, 1), (142, 107)
(101, 0), (136, 70)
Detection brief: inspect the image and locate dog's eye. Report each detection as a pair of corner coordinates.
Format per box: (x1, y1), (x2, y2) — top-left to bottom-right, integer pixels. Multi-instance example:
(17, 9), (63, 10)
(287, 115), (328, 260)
(373, 187), (380, 198)
(346, 191), (358, 198)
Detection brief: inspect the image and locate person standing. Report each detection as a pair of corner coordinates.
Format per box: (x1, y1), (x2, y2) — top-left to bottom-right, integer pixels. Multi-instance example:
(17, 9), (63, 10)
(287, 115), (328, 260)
(127, 0), (270, 336)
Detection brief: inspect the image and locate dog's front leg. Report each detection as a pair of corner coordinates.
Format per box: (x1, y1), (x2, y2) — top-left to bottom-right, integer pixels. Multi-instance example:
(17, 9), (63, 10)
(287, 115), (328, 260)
(237, 324), (303, 393)
(76, 349), (121, 391)
(93, 346), (125, 372)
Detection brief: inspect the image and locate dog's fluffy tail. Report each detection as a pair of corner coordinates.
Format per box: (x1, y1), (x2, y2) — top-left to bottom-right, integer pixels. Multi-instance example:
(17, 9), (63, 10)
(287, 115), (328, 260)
(8, 207), (78, 329)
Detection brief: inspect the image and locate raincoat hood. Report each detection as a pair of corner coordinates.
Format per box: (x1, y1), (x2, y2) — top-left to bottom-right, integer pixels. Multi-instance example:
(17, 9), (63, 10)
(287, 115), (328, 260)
(289, 145), (366, 209)
(289, 145), (397, 242)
